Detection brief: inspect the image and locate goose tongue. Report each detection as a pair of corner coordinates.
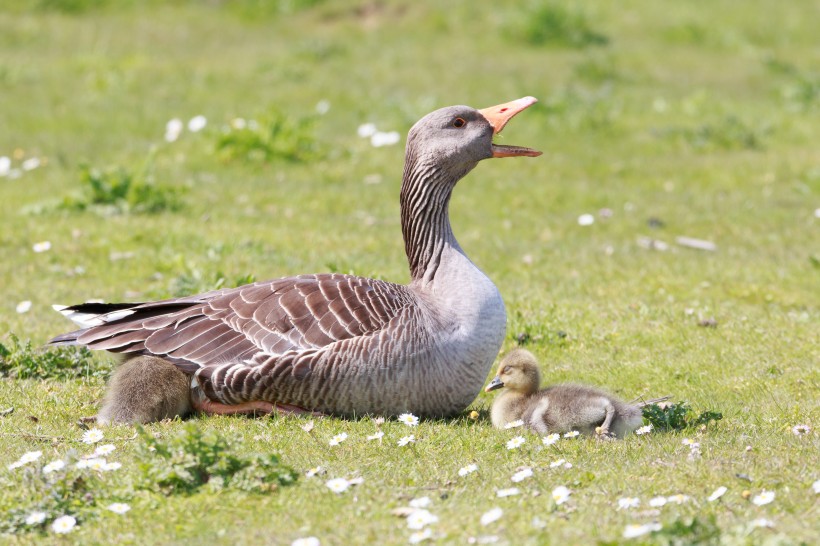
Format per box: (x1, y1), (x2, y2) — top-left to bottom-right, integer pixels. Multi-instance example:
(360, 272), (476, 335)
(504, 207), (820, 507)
(478, 96), (542, 158)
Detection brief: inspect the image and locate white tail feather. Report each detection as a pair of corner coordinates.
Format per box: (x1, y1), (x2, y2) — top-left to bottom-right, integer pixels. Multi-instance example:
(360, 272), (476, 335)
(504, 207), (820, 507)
(52, 304), (135, 329)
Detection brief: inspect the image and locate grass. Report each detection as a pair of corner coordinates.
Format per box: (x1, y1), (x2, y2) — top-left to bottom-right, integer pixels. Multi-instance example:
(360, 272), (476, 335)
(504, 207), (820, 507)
(1, 0), (818, 543)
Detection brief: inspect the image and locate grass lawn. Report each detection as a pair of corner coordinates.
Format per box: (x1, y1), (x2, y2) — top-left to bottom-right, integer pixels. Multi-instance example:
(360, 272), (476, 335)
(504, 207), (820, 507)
(1, 0), (818, 544)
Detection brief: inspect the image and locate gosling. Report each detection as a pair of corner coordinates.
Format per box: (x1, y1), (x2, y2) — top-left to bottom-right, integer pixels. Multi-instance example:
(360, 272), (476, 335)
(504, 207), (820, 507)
(485, 349), (667, 438)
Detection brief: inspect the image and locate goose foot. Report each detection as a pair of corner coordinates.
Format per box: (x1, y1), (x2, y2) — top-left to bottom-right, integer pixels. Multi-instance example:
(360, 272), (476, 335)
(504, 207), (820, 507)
(595, 426), (615, 441)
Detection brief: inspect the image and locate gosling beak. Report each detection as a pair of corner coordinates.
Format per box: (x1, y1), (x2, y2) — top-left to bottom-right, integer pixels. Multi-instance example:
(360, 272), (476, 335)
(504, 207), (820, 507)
(485, 376), (505, 392)
(478, 96), (542, 158)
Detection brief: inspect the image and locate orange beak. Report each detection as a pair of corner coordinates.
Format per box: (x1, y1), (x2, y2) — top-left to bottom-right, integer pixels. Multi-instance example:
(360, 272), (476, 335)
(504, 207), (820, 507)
(478, 97), (542, 158)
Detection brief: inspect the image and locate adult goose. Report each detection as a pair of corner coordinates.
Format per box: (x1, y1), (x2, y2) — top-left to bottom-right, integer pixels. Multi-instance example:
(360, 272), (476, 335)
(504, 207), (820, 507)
(50, 97), (542, 423)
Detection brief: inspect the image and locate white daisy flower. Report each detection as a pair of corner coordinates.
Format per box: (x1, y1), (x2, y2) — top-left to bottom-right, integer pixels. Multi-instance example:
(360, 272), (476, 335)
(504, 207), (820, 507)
(752, 490), (775, 506)
(563, 430), (580, 438)
(408, 529), (433, 544)
(51, 515), (76, 534)
(552, 485), (571, 505)
(328, 432), (348, 446)
(305, 466), (324, 478)
(635, 424), (653, 435)
(20, 450), (43, 464)
(751, 518), (774, 528)
(348, 477), (364, 486)
(86, 458), (106, 471)
(187, 115), (207, 132)
(648, 496), (667, 507)
(504, 420), (524, 429)
(32, 241), (51, 253)
(681, 438), (700, 449)
(0, 156), (10, 176)
(75, 460), (90, 470)
(409, 497), (431, 508)
(300, 420), (315, 433)
(325, 478), (351, 493)
(25, 511), (47, 525)
(370, 131), (400, 147)
(480, 507), (503, 526)
(623, 522), (661, 538)
(357, 123), (377, 138)
(791, 424), (811, 436)
(506, 436), (525, 450)
(511, 468), (533, 482)
(103, 462), (122, 471)
(366, 431), (384, 441)
(230, 118), (247, 130)
(406, 509), (438, 530)
(458, 464), (478, 477)
(43, 460), (66, 474)
(618, 497), (640, 510)
(107, 503), (130, 514)
(666, 494), (690, 504)
(496, 488), (520, 498)
(542, 433), (560, 446)
(22, 157), (40, 171)
(93, 444), (116, 457)
(397, 435), (415, 446)
(16, 300), (32, 314)
(82, 428), (104, 444)
(292, 538), (320, 546)
(315, 100), (330, 115)
(577, 213), (595, 226)
(549, 459), (567, 469)
(812, 479), (820, 494)
(164, 118), (183, 142)
(398, 413), (419, 427)
(707, 486), (727, 502)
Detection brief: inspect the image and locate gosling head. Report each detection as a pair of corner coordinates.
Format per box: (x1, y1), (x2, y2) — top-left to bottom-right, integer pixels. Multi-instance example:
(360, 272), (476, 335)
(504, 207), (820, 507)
(484, 349), (542, 395)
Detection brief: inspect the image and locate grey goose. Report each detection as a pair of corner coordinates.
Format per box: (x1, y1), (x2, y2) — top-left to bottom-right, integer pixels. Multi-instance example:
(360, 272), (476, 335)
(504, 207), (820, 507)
(486, 349), (669, 438)
(50, 97), (542, 423)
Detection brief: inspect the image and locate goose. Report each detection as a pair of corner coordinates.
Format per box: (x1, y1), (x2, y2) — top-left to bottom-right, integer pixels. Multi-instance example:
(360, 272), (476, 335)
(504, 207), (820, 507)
(50, 97), (542, 424)
(485, 349), (668, 438)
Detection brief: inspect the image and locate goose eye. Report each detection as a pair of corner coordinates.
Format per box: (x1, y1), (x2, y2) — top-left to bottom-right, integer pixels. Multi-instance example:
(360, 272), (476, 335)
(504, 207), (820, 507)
(453, 117), (466, 128)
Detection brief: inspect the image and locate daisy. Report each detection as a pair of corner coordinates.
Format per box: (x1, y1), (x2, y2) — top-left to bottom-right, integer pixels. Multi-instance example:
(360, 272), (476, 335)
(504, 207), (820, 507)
(480, 507), (502, 526)
(549, 459), (568, 469)
(315, 100), (330, 115)
(103, 462), (122, 471)
(366, 431), (384, 441)
(325, 478), (350, 493)
(577, 214), (595, 226)
(51, 515), (76, 534)
(32, 241), (51, 253)
(409, 529), (433, 544)
(43, 460), (66, 474)
(328, 432), (348, 446)
(292, 538), (320, 546)
(406, 509), (438, 529)
(357, 123), (377, 138)
(397, 435), (415, 446)
(666, 494), (690, 505)
(563, 430), (580, 438)
(791, 424), (811, 436)
(623, 522), (661, 538)
(94, 444), (116, 457)
(398, 413), (419, 427)
(648, 496), (667, 507)
(618, 497), (640, 510)
(681, 438), (699, 449)
(504, 420), (524, 429)
(25, 511), (47, 525)
(752, 490), (775, 506)
(372, 417), (385, 426)
(371, 131), (400, 147)
(8, 450), (42, 469)
(409, 497), (431, 508)
(16, 300), (32, 314)
(812, 480), (820, 494)
(305, 466), (324, 478)
(22, 158), (40, 171)
(458, 464), (478, 477)
(506, 436), (525, 450)
(86, 458), (107, 471)
(187, 115), (207, 132)
(82, 428), (104, 444)
(511, 468), (533, 482)
(496, 488), (520, 498)
(635, 424), (653, 435)
(750, 518), (774, 529)
(707, 486), (728, 502)
(551, 486), (571, 505)
(301, 421), (315, 433)
(230, 118), (247, 130)
(107, 503), (131, 514)
(542, 433), (560, 446)
(165, 118), (183, 142)
(348, 477), (364, 486)
(0, 156), (10, 175)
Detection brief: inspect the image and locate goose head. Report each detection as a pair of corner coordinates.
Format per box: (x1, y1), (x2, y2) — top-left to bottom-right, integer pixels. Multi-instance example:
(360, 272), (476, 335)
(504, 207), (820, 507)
(405, 97), (542, 179)
(485, 348), (542, 395)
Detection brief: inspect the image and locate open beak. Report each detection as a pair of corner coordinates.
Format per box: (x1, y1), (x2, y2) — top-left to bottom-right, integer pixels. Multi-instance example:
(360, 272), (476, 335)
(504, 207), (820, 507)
(485, 376), (505, 392)
(478, 96), (542, 158)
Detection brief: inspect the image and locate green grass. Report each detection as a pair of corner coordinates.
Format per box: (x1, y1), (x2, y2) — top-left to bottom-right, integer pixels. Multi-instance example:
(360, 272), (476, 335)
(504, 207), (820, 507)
(1, 0), (819, 544)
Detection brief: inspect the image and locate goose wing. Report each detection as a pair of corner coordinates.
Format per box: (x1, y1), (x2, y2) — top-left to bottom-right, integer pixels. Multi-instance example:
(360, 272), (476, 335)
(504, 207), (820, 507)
(51, 273), (416, 371)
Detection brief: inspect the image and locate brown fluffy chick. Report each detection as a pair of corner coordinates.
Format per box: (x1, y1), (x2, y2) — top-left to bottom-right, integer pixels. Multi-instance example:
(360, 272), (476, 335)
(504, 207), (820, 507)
(485, 349), (661, 439)
(97, 356), (192, 424)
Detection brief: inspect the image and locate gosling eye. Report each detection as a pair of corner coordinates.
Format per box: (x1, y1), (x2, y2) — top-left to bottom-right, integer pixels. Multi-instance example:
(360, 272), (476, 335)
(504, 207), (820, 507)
(453, 117), (466, 128)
